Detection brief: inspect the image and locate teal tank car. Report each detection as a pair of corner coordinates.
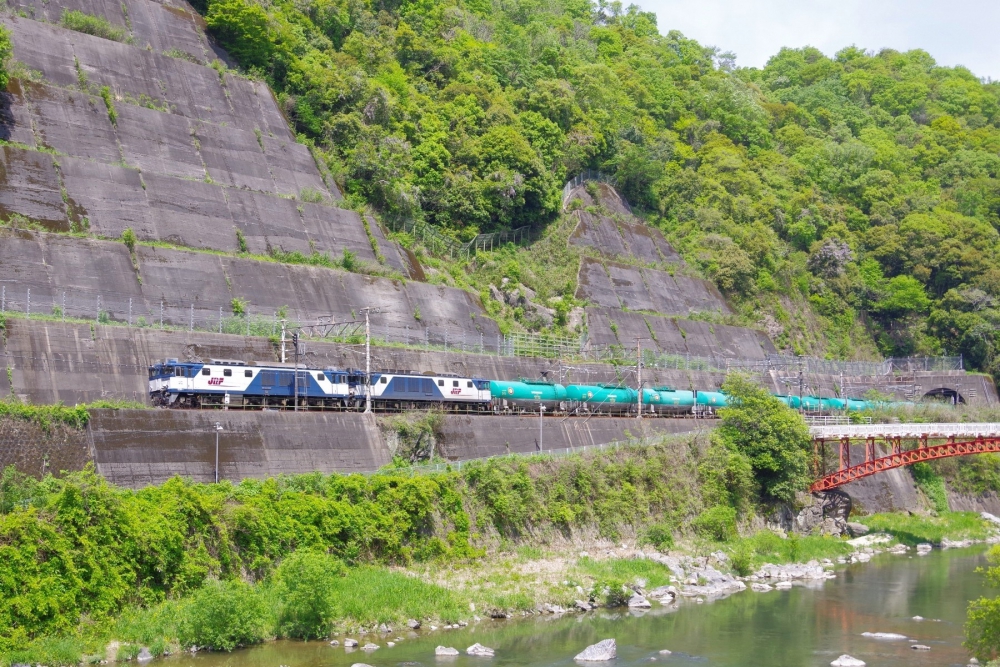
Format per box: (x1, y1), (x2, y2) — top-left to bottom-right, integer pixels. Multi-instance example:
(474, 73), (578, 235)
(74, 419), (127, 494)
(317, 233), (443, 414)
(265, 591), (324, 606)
(566, 384), (638, 413)
(821, 397), (847, 411)
(649, 387), (696, 414)
(695, 390), (727, 409)
(799, 396), (822, 411)
(845, 398), (868, 411)
(774, 395), (801, 409)
(490, 380), (567, 411)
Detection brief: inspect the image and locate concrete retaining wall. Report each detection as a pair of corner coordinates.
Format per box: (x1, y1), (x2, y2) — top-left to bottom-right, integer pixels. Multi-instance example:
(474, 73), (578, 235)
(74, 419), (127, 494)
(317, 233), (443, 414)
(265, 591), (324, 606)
(88, 409), (390, 487)
(0, 416), (91, 477)
(1, 319), (728, 405)
(79, 410), (707, 488)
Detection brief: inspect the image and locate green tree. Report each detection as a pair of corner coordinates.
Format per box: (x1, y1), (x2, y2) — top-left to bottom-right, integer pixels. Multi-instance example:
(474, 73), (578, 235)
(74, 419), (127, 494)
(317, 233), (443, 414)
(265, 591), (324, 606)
(966, 545), (1000, 662)
(714, 374), (812, 503)
(206, 0), (273, 70)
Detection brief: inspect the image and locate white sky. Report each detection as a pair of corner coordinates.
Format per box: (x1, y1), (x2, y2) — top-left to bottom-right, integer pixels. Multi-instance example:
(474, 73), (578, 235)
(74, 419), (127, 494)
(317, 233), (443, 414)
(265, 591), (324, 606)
(635, 0), (1000, 80)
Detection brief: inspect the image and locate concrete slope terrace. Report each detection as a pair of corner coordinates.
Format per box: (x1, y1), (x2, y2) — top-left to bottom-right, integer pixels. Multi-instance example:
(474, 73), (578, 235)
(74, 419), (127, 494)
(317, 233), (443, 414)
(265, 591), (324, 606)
(0, 6), (497, 335)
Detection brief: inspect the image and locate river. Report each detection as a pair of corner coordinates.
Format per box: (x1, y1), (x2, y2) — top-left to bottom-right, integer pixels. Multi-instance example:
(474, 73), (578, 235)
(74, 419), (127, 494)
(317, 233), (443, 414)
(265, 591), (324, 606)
(161, 546), (992, 667)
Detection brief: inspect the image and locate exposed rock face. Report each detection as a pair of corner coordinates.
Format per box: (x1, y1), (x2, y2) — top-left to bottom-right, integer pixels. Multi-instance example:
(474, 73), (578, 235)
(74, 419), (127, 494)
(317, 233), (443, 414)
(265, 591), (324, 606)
(574, 639), (616, 662)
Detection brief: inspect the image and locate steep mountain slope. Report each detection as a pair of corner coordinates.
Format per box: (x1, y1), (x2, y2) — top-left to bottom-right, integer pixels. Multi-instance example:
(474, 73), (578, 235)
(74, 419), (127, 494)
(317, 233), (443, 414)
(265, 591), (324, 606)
(186, 0), (1000, 371)
(0, 3), (499, 341)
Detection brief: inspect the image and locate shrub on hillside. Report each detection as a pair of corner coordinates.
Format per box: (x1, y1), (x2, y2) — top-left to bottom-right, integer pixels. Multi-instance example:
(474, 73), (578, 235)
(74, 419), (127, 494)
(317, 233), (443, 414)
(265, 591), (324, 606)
(177, 580), (269, 651)
(692, 505), (737, 542)
(274, 551), (343, 640)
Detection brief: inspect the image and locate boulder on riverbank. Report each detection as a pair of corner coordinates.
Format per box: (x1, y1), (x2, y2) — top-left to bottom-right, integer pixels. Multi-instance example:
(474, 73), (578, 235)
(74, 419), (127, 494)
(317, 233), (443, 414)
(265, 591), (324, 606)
(575, 639), (617, 661)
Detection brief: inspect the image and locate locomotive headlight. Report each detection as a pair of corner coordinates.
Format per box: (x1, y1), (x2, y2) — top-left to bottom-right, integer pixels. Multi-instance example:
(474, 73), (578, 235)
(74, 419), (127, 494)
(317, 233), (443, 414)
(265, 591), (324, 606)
(508, 387), (513, 395)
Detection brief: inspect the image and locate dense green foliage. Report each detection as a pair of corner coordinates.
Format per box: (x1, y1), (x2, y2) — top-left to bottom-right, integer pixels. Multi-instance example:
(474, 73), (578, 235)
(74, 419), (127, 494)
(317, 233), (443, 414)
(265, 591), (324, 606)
(273, 551), (342, 639)
(910, 461), (949, 512)
(709, 374), (811, 504)
(193, 0), (1000, 367)
(966, 545), (1000, 661)
(177, 580), (270, 651)
(0, 26), (11, 91)
(0, 440), (706, 654)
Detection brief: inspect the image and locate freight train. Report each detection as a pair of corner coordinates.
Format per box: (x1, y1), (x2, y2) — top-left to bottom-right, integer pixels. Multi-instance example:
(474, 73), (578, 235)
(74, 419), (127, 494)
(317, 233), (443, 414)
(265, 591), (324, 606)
(148, 359), (896, 414)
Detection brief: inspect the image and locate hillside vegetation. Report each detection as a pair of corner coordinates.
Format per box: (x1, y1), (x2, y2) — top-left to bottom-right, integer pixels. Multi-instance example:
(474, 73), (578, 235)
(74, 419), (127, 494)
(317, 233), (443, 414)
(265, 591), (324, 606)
(191, 0), (1000, 368)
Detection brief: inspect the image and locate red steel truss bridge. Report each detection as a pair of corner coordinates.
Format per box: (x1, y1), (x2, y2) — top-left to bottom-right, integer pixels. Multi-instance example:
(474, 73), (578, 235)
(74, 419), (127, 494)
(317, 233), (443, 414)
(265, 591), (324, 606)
(809, 423), (1000, 492)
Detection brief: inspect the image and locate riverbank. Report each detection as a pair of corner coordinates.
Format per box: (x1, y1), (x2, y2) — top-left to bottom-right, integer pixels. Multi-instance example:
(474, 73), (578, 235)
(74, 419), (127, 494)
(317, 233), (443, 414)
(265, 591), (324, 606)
(6, 508), (996, 666)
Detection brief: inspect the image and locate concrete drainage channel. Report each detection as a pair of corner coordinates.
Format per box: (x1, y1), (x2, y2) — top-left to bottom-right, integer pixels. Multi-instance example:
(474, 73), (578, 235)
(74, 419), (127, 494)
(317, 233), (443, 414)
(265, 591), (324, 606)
(77, 410), (708, 488)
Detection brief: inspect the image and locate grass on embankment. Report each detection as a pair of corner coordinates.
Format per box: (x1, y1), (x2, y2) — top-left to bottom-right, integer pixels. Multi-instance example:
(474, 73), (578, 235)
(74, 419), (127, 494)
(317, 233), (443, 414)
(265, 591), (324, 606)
(857, 511), (993, 545)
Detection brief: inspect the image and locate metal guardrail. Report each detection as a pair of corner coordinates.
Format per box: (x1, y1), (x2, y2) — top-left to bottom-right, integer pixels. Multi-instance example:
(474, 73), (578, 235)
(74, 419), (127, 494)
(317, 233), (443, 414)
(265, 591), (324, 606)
(810, 423), (1000, 440)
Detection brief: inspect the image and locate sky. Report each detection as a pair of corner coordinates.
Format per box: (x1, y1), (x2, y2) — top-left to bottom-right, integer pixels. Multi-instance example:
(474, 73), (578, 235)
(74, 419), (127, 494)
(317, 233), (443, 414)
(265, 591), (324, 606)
(635, 0), (1000, 80)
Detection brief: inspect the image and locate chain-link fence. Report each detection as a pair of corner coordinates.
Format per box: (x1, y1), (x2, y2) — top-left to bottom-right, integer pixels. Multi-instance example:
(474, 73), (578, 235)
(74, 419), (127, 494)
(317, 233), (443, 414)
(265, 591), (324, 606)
(384, 218), (531, 260)
(0, 283), (965, 373)
(561, 170), (631, 214)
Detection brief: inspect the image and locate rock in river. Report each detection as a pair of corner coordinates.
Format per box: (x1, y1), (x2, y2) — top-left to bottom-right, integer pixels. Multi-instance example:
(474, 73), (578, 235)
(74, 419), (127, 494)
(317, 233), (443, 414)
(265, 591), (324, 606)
(436, 646), (460, 656)
(575, 639), (617, 661)
(831, 655), (865, 666)
(861, 632), (907, 640)
(467, 643), (495, 657)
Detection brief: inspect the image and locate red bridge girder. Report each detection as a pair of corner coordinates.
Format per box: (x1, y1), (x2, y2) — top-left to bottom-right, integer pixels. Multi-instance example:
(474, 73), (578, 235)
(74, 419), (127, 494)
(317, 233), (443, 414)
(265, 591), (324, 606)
(810, 437), (1000, 492)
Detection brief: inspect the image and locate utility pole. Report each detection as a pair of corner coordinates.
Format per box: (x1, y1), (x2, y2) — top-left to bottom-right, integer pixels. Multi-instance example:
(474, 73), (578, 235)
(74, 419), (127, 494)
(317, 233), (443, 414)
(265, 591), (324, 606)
(280, 319), (288, 363)
(359, 307), (382, 414)
(214, 422), (223, 483)
(292, 331), (300, 412)
(636, 337), (642, 420)
(539, 403), (544, 451)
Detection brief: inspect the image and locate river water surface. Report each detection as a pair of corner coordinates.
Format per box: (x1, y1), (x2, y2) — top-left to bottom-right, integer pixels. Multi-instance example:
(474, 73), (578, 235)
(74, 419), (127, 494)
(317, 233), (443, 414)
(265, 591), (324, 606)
(163, 547), (993, 667)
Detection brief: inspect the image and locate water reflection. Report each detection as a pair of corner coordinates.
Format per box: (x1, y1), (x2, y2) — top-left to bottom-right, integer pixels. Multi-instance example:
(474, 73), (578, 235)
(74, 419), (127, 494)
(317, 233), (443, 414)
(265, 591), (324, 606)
(161, 547), (992, 667)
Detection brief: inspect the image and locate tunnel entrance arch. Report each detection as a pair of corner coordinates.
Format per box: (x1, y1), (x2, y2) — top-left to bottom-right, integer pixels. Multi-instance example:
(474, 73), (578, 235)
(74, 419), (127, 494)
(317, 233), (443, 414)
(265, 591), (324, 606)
(923, 388), (965, 405)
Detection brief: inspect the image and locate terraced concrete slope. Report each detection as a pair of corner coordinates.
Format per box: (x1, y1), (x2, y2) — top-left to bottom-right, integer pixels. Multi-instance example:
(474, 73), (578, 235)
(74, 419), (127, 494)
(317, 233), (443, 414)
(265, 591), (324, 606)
(565, 183), (773, 358)
(0, 7), (496, 337)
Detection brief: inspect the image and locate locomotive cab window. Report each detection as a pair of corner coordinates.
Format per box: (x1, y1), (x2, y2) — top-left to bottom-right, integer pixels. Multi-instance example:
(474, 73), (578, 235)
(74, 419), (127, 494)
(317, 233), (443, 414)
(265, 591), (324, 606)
(175, 368), (184, 377)
(223, 369), (232, 377)
(380, 377), (387, 384)
(245, 370), (253, 378)
(453, 380), (459, 387)
(437, 379), (444, 386)
(317, 373), (324, 381)
(201, 368), (210, 376)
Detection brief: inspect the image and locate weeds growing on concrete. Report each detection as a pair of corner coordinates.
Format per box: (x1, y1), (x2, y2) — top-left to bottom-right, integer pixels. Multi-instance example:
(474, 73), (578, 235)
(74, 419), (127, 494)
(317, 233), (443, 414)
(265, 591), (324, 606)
(60, 9), (128, 43)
